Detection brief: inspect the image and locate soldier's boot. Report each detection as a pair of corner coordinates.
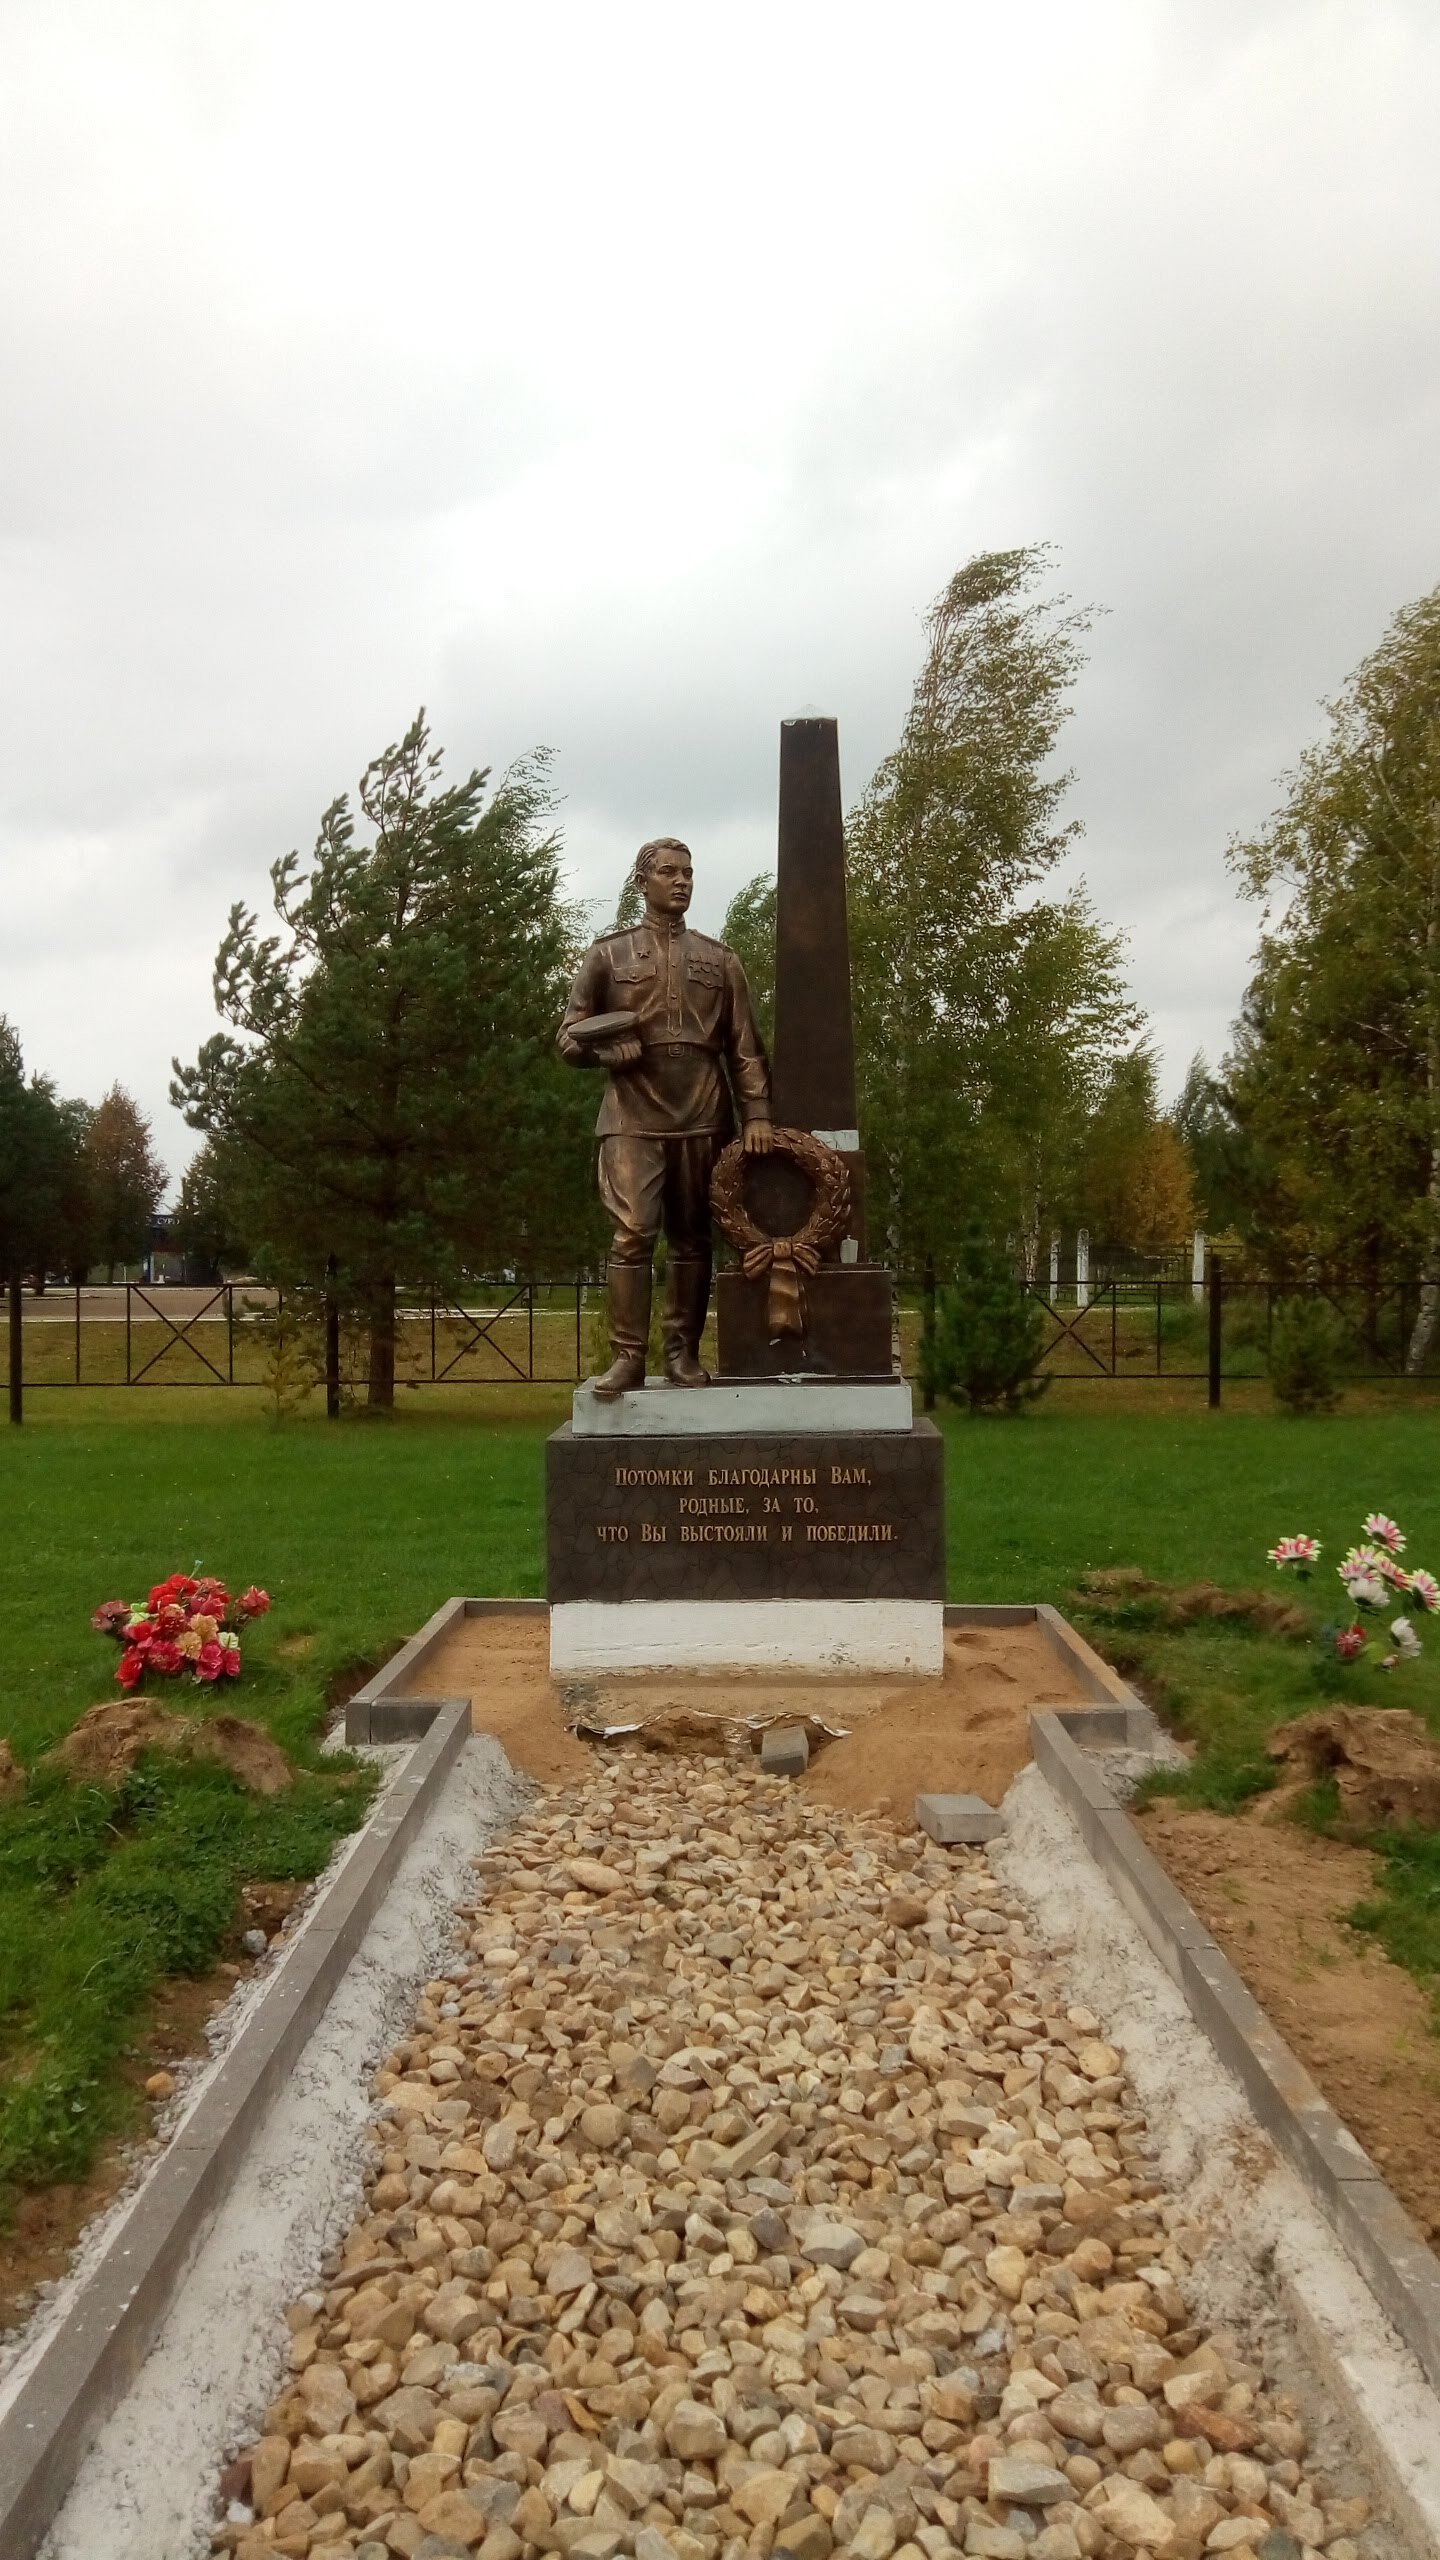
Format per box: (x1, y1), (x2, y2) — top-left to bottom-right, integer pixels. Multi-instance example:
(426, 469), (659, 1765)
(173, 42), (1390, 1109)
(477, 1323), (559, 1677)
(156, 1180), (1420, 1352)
(589, 1261), (651, 1400)
(663, 1255), (711, 1388)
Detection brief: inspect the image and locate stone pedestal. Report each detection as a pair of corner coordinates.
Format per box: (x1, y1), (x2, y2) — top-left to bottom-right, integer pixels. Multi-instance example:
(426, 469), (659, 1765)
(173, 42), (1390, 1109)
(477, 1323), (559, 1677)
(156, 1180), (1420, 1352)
(546, 1393), (944, 1675)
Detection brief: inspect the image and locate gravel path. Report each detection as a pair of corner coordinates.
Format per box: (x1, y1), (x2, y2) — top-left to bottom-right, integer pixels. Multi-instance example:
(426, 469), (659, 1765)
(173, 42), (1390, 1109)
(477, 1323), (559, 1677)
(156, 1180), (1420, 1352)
(210, 1758), (1381, 2560)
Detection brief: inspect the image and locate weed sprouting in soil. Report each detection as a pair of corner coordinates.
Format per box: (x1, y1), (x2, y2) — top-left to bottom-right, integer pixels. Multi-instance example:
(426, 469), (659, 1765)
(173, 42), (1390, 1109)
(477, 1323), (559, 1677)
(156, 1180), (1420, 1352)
(1347, 1827), (1440, 2027)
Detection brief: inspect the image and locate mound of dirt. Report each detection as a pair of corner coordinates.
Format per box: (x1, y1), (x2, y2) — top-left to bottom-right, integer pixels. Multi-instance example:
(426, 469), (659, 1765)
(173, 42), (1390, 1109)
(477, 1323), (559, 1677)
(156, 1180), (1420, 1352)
(1076, 1566), (1156, 1597)
(0, 1736), (24, 1798)
(53, 1700), (292, 1796)
(56, 1701), (179, 1785)
(1268, 1705), (1440, 1830)
(186, 1714), (293, 1796)
(1165, 1580), (1311, 1637)
(1074, 1567), (1309, 1639)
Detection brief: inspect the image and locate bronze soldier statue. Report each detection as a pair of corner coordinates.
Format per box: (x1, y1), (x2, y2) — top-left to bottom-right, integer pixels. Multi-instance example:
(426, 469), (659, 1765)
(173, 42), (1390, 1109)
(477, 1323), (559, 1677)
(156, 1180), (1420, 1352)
(559, 837), (773, 1397)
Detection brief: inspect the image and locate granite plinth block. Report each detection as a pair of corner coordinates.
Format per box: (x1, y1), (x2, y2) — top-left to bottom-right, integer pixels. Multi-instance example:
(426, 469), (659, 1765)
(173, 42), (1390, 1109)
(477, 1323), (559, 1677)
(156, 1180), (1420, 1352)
(715, 1264), (893, 1377)
(546, 1419), (944, 1605)
(549, 1599), (944, 1676)
(761, 1724), (810, 1775)
(571, 1376), (912, 1436)
(916, 1792), (1005, 1845)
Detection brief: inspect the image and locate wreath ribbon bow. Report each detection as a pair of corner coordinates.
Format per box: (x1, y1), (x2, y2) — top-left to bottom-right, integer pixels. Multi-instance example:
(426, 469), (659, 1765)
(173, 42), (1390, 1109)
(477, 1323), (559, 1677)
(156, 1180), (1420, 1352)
(710, 1125), (851, 1341)
(741, 1237), (821, 1336)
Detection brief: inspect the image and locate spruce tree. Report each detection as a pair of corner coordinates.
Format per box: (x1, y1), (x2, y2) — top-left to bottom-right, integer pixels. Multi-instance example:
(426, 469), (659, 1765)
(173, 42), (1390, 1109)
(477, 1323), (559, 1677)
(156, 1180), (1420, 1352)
(921, 1223), (1050, 1414)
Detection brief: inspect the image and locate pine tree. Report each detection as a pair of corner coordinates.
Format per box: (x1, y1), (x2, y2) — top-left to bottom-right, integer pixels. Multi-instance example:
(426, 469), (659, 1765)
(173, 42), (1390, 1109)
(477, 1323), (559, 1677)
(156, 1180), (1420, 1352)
(173, 714), (600, 1409)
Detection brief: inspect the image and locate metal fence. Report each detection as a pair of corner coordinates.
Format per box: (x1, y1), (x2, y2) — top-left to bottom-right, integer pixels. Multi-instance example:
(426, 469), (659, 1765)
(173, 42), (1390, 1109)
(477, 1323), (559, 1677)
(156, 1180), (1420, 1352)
(6, 1280), (597, 1397)
(972, 1266), (1440, 1395)
(6, 1265), (1437, 1414)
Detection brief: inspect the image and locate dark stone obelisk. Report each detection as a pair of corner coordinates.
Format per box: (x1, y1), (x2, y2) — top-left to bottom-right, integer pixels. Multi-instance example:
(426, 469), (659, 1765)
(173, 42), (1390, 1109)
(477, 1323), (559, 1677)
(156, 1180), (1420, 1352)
(771, 718), (857, 1136)
(715, 715), (892, 1372)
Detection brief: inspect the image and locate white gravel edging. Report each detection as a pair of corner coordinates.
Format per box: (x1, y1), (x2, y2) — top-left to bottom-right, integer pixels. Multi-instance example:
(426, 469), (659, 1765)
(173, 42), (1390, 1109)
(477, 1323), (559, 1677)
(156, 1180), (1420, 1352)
(995, 1761), (1440, 2554)
(37, 1733), (532, 2560)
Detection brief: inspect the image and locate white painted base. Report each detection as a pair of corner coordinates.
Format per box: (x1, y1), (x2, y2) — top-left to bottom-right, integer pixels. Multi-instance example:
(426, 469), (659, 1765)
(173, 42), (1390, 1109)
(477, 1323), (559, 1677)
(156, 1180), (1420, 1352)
(571, 1377), (912, 1437)
(549, 1599), (944, 1678)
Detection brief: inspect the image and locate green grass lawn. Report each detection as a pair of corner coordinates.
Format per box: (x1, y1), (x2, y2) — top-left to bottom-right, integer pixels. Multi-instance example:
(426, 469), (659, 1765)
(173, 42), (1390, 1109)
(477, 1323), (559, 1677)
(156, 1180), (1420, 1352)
(1, 1382), (1437, 2224)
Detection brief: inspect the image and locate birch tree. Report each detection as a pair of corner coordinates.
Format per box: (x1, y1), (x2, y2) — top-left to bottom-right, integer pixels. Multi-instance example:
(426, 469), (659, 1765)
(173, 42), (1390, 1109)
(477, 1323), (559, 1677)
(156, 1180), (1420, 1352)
(1228, 586), (1440, 1368)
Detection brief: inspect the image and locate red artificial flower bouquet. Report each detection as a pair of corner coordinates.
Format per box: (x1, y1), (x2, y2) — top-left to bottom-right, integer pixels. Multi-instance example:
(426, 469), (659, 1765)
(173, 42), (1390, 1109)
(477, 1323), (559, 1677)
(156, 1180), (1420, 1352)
(91, 1573), (271, 1691)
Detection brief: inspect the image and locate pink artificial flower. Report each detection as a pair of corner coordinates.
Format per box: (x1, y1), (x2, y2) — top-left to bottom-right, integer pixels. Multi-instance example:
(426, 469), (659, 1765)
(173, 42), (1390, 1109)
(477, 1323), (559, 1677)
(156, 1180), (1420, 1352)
(1407, 1569), (1440, 1614)
(195, 1640), (225, 1683)
(91, 1600), (132, 1637)
(1362, 1513), (1406, 1554)
(147, 1639), (183, 1677)
(239, 1586), (271, 1618)
(1334, 1624), (1367, 1661)
(221, 1646), (242, 1677)
(1268, 1535), (1321, 1573)
(1338, 1545), (1388, 1582)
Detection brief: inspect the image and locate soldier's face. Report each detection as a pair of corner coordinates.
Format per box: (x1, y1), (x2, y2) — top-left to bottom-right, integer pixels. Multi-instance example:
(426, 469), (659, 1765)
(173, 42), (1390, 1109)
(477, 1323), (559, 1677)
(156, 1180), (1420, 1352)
(644, 850), (693, 915)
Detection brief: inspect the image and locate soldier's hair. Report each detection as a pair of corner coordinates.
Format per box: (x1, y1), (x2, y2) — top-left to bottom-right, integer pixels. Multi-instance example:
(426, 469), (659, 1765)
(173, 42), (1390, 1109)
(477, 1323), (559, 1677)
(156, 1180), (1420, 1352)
(634, 837), (692, 886)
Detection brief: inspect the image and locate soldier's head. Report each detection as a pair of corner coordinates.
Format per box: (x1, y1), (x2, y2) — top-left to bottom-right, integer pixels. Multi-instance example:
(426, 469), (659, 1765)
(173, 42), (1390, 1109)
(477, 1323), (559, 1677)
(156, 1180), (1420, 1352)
(634, 837), (693, 919)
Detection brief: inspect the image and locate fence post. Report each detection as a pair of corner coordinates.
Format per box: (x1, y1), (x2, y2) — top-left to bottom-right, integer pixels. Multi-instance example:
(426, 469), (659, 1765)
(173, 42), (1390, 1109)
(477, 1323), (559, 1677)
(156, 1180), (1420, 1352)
(1208, 1254), (1223, 1408)
(1075, 1229), (1090, 1310)
(324, 1258), (341, 1419)
(8, 1274), (21, 1425)
(1192, 1229), (1206, 1303)
(921, 1256), (937, 1412)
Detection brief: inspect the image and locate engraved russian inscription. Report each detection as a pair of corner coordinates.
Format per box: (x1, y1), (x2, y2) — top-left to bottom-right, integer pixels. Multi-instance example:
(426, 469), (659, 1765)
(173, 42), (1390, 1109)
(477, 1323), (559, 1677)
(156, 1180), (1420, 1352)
(547, 1423), (945, 1604)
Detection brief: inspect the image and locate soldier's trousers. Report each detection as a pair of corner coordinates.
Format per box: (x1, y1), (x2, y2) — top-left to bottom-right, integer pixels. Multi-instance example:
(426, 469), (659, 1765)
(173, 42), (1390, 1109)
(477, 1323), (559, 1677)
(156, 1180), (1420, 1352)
(598, 1134), (718, 1361)
(598, 1133), (718, 1269)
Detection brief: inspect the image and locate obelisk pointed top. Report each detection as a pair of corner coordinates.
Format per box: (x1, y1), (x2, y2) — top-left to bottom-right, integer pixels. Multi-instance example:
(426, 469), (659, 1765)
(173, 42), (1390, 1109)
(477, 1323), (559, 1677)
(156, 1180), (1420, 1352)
(770, 717), (857, 1136)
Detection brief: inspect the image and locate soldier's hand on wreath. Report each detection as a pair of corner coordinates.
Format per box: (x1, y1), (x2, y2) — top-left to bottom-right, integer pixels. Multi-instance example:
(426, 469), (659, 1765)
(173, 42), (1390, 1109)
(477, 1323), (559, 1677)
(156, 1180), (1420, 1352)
(742, 1117), (775, 1155)
(596, 1037), (642, 1068)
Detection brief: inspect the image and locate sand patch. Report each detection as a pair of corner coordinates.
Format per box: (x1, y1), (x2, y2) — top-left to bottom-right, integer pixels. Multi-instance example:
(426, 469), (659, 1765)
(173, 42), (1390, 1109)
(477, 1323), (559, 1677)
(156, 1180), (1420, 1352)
(413, 1609), (1087, 1808)
(1137, 1798), (1440, 2246)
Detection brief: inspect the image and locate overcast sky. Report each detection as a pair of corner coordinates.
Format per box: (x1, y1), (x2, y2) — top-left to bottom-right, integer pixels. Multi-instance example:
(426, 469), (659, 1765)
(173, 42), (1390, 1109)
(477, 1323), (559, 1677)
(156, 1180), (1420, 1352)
(3, 0), (1438, 1184)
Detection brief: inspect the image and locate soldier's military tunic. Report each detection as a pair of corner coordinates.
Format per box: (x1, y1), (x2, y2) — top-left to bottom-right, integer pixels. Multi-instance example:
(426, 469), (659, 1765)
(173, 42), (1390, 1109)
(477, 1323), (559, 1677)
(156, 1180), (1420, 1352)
(557, 917), (771, 1261)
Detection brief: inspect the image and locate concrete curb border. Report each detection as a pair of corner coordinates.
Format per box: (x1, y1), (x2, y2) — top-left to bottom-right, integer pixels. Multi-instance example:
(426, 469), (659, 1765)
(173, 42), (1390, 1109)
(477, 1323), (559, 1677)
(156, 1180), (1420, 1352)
(345, 1596), (547, 1743)
(1031, 1705), (1440, 2401)
(0, 1699), (473, 2560)
(345, 1598), (1161, 1745)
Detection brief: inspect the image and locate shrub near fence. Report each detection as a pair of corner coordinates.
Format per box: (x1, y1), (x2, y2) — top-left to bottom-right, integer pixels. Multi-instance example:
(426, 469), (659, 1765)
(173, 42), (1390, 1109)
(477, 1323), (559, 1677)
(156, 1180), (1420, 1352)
(901, 1265), (1440, 1396)
(7, 1267), (1440, 1414)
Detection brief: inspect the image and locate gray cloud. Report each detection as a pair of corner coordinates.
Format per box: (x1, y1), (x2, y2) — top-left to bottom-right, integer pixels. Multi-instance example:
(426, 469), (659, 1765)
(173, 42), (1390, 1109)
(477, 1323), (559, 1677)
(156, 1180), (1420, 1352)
(2, 0), (1437, 1178)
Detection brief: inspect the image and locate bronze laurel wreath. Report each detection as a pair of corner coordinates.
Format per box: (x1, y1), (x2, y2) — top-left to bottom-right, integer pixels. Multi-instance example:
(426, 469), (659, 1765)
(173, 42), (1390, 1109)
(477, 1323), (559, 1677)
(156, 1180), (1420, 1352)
(710, 1128), (851, 1335)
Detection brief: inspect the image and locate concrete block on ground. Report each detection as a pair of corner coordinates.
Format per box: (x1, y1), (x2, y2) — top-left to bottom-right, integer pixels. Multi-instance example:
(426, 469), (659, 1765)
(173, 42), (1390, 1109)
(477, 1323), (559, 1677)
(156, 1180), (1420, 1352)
(344, 1695), (468, 1745)
(761, 1724), (809, 1776)
(1055, 1702), (1163, 1750)
(916, 1791), (1004, 1845)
